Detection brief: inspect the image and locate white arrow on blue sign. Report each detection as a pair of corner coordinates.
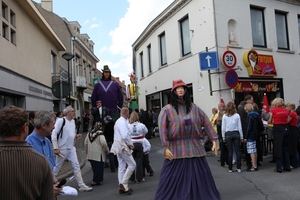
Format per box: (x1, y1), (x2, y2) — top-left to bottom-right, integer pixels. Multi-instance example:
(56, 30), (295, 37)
(198, 51), (219, 71)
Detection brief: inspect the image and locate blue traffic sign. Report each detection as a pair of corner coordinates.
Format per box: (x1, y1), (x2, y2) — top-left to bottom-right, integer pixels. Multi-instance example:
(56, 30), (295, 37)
(199, 51), (219, 71)
(225, 69), (238, 88)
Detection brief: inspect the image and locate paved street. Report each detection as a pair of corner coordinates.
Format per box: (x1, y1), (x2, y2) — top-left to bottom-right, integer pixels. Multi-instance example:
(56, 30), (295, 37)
(59, 137), (300, 200)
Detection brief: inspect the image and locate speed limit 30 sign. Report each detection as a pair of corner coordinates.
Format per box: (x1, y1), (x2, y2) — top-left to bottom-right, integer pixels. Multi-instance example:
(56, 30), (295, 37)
(222, 50), (237, 69)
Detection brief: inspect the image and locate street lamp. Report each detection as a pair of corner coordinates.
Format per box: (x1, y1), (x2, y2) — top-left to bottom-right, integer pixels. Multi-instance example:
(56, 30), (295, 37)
(62, 52), (74, 106)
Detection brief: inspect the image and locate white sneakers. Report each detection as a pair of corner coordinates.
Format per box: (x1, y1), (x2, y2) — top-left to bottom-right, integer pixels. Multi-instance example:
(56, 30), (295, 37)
(79, 185), (93, 192)
(229, 169), (241, 173)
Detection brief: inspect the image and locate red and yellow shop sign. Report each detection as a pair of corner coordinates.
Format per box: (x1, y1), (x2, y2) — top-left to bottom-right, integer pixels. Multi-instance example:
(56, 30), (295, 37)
(243, 50), (277, 77)
(234, 81), (278, 93)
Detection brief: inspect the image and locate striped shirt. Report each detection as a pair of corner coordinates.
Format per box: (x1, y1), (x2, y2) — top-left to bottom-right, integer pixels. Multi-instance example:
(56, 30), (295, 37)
(0, 141), (54, 200)
(158, 103), (217, 159)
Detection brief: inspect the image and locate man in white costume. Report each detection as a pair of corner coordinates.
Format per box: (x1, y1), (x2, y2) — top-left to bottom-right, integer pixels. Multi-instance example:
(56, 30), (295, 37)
(51, 106), (92, 192)
(111, 107), (136, 195)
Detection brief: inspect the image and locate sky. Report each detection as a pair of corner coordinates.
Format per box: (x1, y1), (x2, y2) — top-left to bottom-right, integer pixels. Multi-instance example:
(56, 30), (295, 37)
(35, 0), (174, 84)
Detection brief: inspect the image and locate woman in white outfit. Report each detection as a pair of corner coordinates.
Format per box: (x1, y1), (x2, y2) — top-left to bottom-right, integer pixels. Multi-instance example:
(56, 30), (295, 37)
(222, 102), (243, 173)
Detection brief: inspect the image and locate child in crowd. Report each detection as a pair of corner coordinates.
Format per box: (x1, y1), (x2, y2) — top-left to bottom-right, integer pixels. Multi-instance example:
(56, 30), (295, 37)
(142, 136), (154, 177)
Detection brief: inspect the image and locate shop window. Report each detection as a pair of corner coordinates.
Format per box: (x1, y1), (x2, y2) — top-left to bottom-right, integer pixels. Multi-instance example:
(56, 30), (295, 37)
(147, 44), (152, 73)
(250, 6), (267, 48)
(0, 94), (18, 109)
(275, 11), (289, 50)
(140, 51), (144, 78)
(159, 32), (167, 66)
(179, 15), (191, 57)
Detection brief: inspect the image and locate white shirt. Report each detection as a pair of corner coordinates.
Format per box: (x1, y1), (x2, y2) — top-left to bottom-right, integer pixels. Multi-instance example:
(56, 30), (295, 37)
(51, 117), (76, 150)
(113, 116), (132, 145)
(128, 121), (148, 143)
(99, 107), (102, 118)
(110, 116), (133, 155)
(142, 138), (151, 154)
(221, 113), (243, 140)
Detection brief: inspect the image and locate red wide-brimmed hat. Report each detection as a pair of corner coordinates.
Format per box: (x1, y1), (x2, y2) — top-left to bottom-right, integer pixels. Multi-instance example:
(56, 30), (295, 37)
(171, 79), (187, 92)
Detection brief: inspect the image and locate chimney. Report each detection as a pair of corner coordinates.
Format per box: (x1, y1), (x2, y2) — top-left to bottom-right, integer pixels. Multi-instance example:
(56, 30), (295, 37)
(41, 0), (53, 12)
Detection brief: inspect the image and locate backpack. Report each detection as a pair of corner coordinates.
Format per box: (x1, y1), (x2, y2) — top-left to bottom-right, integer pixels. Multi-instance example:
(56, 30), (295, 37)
(57, 118), (66, 140)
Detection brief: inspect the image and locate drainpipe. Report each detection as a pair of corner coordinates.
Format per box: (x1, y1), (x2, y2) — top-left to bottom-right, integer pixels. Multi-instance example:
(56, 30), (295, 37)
(212, 0), (222, 100)
(71, 36), (75, 97)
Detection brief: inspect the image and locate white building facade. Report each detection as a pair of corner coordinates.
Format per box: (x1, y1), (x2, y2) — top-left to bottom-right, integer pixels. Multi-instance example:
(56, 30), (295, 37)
(132, 0), (300, 115)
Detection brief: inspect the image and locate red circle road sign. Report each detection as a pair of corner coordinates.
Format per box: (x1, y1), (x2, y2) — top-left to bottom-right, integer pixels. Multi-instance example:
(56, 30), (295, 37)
(222, 50), (237, 69)
(225, 69), (238, 88)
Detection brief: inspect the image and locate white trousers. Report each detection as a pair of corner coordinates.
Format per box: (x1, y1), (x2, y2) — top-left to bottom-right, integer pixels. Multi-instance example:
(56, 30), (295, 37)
(117, 152), (136, 184)
(53, 146), (80, 175)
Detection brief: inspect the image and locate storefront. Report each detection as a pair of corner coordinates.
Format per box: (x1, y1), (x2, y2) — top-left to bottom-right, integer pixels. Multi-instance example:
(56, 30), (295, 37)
(0, 66), (53, 111)
(233, 50), (282, 108)
(234, 78), (283, 109)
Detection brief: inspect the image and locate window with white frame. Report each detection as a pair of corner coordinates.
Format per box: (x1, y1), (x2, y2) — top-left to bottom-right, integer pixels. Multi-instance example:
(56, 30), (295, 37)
(179, 15), (191, 56)
(140, 52), (144, 78)
(159, 32), (167, 66)
(250, 7), (267, 48)
(147, 44), (152, 73)
(275, 11), (289, 50)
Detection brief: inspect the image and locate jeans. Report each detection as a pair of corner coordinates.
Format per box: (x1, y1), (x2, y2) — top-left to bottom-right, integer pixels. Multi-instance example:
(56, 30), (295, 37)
(225, 131), (241, 170)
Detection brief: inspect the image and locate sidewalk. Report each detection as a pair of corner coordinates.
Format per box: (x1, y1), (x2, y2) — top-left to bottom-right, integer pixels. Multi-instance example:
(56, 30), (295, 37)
(56, 132), (88, 181)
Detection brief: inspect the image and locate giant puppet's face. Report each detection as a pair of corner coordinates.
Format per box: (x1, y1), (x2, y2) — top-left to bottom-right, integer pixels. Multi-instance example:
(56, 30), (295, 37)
(129, 74), (136, 83)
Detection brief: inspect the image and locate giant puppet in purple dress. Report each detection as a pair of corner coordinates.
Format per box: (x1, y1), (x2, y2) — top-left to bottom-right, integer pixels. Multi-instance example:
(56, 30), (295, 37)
(91, 65), (123, 173)
(91, 65), (123, 121)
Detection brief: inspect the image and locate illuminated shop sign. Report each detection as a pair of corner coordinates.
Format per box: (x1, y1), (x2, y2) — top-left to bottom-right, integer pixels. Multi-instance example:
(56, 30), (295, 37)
(243, 50), (277, 77)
